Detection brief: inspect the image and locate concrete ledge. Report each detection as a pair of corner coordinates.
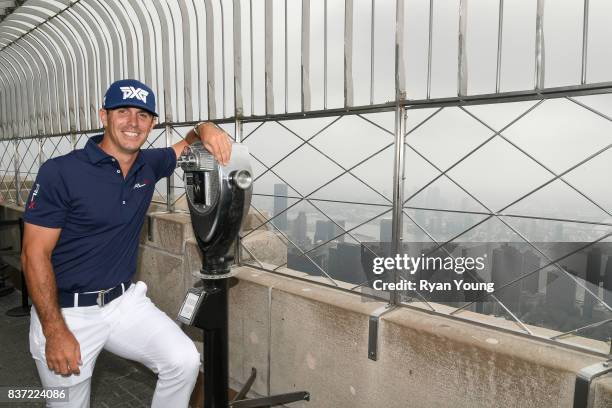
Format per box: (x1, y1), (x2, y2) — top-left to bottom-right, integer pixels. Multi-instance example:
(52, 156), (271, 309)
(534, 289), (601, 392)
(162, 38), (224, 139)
(379, 309), (588, 408)
(0, 203), (23, 261)
(592, 377), (612, 408)
(229, 266), (612, 408)
(241, 230), (287, 267)
(136, 245), (184, 315)
(143, 211), (194, 255)
(228, 273), (272, 396)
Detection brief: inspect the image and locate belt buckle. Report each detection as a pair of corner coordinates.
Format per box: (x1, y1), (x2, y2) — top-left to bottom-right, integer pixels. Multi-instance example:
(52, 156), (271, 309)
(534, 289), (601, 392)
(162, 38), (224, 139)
(96, 289), (108, 307)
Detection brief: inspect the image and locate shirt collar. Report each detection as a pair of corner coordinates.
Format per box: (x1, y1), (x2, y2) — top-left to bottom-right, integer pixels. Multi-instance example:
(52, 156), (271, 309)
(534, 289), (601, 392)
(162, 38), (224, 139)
(84, 134), (146, 172)
(85, 134), (113, 164)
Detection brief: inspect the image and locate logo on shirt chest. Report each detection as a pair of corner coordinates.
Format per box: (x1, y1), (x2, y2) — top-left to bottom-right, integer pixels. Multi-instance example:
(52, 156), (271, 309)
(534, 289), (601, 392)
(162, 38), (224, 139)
(133, 179), (151, 190)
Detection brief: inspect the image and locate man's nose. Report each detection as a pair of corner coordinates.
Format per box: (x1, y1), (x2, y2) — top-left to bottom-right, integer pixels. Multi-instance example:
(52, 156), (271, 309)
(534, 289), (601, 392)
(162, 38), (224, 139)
(127, 111), (139, 127)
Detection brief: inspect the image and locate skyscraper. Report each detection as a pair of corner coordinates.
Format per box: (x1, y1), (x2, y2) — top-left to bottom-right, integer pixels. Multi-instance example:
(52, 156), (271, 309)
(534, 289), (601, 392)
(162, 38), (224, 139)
(334, 221), (346, 243)
(491, 244), (523, 314)
(314, 220), (328, 243)
(315, 220), (346, 243)
(603, 255), (612, 306)
(545, 269), (577, 315)
(273, 183), (288, 231)
(584, 248), (602, 319)
(521, 250), (541, 295)
(380, 218), (392, 242)
(293, 211), (308, 247)
(328, 242), (364, 284)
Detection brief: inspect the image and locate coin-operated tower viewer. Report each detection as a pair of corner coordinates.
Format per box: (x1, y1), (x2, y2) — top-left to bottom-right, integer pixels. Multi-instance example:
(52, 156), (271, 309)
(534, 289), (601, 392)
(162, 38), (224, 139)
(176, 142), (310, 408)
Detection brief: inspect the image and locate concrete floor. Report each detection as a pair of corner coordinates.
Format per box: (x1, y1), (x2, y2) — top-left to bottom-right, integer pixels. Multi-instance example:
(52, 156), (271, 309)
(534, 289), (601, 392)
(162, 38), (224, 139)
(0, 286), (157, 408)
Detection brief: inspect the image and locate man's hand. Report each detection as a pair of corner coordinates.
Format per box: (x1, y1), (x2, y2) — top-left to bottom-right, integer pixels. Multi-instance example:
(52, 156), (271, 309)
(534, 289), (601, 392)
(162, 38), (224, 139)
(196, 122), (232, 166)
(173, 121), (233, 164)
(45, 327), (82, 376)
(22, 223), (81, 377)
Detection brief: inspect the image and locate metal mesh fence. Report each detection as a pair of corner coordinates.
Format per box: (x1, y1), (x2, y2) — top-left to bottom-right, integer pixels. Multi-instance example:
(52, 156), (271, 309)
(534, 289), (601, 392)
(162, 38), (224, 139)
(1, 97), (610, 355)
(239, 96), (612, 352)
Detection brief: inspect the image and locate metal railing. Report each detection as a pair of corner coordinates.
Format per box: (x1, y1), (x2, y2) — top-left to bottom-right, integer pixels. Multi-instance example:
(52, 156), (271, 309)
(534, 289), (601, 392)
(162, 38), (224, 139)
(0, 0), (611, 355)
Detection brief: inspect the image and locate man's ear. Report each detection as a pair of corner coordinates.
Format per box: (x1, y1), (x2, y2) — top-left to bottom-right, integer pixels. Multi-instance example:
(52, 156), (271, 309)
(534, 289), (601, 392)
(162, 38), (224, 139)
(149, 116), (157, 132)
(99, 108), (108, 128)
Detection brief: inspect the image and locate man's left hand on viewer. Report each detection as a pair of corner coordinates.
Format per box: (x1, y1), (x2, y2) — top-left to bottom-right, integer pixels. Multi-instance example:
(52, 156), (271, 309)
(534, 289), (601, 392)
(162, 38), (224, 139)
(196, 122), (232, 166)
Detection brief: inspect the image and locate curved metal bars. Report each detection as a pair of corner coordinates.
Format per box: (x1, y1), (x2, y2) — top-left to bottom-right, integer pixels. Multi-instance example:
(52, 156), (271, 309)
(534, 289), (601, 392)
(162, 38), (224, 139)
(12, 41), (45, 134)
(3, 48), (34, 135)
(29, 27), (69, 132)
(0, 0), (583, 132)
(62, 7), (99, 128)
(22, 33), (61, 134)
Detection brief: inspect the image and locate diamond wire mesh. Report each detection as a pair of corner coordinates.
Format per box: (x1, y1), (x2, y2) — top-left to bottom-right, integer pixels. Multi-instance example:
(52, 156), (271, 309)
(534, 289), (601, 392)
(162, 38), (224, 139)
(399, 97), (612, 342)
(241, 113), (397, 293)
(166, 125), (191, 210)
(0, 124), (236, 211)
(16, 137), (39, 204)
(239, 96), (612, 346)
(0, 140), (15, 204)
(75, 133), (90, 149)
(0, 135), (85, 207)
(0, 95), (609, 348)
(141, 127), (170, 206)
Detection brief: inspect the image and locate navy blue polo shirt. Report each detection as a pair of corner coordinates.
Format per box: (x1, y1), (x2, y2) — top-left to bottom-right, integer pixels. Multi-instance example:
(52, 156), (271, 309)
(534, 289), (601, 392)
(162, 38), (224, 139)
(23, 134), (176, 293)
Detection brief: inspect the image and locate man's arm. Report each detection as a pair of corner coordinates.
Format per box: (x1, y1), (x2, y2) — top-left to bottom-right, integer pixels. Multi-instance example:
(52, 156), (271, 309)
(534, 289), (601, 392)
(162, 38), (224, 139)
(172, 122), (233, 165)
(22, 222), (81, 376)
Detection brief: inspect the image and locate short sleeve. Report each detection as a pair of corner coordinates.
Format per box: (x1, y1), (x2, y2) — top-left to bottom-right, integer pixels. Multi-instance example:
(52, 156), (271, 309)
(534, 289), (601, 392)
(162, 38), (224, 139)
(23, 160), (70, 228)
(141, 147), (177, 181)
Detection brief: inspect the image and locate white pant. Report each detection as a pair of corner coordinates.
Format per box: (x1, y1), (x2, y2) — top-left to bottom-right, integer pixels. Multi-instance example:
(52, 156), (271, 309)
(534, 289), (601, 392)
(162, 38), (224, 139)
(29, 281), (201, 408)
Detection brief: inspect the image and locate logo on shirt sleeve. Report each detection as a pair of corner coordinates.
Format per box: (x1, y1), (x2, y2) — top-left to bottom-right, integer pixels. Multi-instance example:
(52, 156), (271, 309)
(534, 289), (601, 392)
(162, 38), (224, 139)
(28, 183), (40, 209)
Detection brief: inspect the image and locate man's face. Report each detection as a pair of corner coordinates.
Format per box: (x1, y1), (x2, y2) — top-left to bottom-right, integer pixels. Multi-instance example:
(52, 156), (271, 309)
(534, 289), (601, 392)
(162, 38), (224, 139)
(99, 107), (156, 154)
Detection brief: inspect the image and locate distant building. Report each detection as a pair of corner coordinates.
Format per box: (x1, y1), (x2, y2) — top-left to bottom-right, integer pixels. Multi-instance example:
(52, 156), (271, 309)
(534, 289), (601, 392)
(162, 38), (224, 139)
(584, 248), (602, 319)
(292, 211), (308, 247)
(315, 220), (346, 244)
(273, 184), (288, 231)
(380, 219), (392, 242)
(287, 246), (327, 276)
(491, 244), (523, 314)
(328, 242), (364, 285)
(461, 248), (484, 313)
(604, 255), (612, 306)
(545, 269), (577, 314)
(521, 250), (541, 295)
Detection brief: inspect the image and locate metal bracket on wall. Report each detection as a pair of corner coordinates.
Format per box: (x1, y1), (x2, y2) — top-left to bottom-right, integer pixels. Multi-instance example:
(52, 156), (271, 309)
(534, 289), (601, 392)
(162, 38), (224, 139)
(147, 215), (154, 242)
(573, 357), (612, 408)
(368, 304), (397, 361)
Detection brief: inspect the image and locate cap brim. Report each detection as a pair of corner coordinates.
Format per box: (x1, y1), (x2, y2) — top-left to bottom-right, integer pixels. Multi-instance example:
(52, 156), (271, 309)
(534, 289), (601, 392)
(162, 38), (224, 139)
(104, 103), (158, 117)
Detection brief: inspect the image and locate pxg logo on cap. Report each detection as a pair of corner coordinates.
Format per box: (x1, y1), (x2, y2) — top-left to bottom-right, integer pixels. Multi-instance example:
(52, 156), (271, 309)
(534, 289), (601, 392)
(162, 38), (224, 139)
(103, 79), (158, 117)
(120, 86), (149, 103)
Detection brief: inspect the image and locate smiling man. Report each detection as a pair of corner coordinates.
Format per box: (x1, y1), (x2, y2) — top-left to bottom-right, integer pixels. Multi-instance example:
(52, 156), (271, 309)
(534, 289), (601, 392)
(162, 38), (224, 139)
(21, 79), (231, 408)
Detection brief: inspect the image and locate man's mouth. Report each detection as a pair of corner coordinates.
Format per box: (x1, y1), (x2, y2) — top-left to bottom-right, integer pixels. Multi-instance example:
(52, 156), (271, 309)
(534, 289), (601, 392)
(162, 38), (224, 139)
(122, 131), (140, 138)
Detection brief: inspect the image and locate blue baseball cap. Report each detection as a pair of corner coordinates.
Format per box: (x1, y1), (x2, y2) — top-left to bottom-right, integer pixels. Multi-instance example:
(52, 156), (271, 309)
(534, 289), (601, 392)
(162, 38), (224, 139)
(103, 79), (158, 117)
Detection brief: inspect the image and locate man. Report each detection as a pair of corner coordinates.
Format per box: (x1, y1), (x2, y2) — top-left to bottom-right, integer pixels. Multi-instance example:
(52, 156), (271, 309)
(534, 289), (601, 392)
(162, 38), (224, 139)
(21, 79), (232, 407)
